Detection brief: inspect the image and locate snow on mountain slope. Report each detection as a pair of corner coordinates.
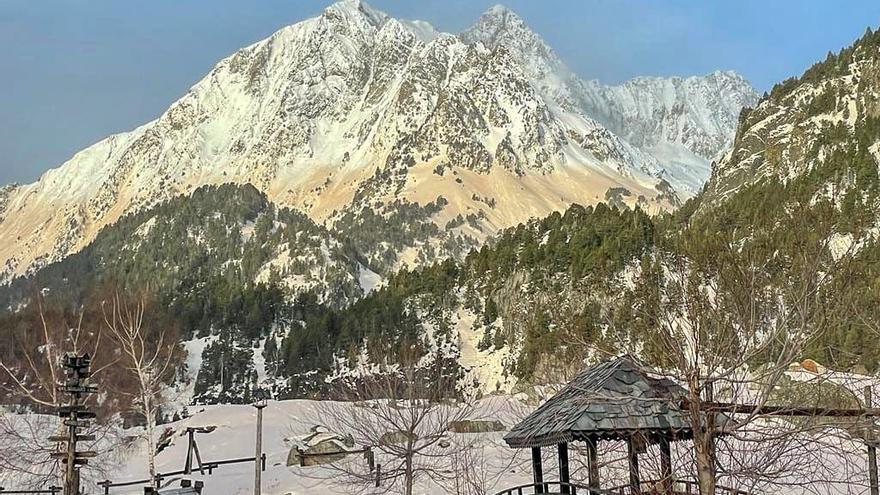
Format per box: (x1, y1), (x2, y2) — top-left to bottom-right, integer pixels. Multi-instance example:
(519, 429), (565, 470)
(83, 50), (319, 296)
(460, 4), (581, 110)
(461, 5), (760, 192)
(698, 28), (880, 211)
(0, 0), (754, 282)
(577, 71), (760, 172)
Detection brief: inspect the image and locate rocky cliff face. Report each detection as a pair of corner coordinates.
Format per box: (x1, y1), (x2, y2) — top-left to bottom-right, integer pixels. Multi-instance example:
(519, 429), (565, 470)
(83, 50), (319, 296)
(576, 71), (759, 189)
(703, 28), (880, 206)
(283, 28), (880, 396)
(0, 0), (756, 281)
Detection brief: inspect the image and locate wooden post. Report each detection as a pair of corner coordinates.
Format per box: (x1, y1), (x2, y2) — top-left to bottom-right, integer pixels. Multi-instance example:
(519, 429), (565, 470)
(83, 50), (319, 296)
(254, 401), (266, 495)
(58, 354), (96, 495)
(659, 437), (673, 494)
(193, 437), (204, 474)
(64, 421), (78, 495)
(557, 443), (570, 494)
(867, 386), (879, 495)
(586, 438), (600, 493)
(366, 447), (375, 472)
(531, 446), (544, 494)
(375, 463), (381, 487)
(184, 429), (195, 474)
(627, 437), (641, 495)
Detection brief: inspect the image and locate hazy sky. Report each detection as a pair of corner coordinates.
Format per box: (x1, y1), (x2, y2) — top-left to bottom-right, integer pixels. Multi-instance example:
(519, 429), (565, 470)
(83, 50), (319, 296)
(1, 0), (879, 186)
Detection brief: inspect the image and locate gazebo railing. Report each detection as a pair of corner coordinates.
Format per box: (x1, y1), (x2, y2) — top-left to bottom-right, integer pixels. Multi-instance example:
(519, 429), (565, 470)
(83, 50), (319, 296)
(604, 479), (753, 495)
(669, 479), (750, 495)
(495, 480), (753, 495)
(493, 482), (615, 495)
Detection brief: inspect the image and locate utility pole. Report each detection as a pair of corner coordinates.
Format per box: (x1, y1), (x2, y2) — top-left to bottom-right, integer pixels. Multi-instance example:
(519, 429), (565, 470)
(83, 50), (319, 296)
(51, 353), (98, 495)
(253, 389), (267, 495)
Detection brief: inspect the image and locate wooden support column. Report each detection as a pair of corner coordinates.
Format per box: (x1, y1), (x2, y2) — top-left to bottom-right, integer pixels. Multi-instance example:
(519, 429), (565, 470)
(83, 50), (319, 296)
(659, 437), (673, 495)
(184, 429), (195, 474)
(557, 443), (570, 494)
(586, 438), (600, 493)
(531, 446), (545, 494)
(867, 386), (879, 495)
(627, 438), (641, 495)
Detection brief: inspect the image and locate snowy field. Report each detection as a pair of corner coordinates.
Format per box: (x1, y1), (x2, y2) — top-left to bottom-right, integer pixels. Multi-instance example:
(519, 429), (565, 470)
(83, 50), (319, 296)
(74, 396), (880, 494)
(96, 397), (537, 495)
(4, 366), (880, 494)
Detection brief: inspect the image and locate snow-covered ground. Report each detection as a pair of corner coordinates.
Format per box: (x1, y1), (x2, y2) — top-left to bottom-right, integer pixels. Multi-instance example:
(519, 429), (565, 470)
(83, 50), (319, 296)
(4, 366), (880, 494)
(91, 397), (536, 495)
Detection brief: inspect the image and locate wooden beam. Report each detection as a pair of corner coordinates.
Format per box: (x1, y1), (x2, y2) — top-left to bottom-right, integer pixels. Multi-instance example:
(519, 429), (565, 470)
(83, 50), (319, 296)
(587, 438), (600, 492)
(531, 446), (544, 494)
(557, 443), (570, 494)
(686, 400), (880, 418)
(627, 437), (641, 495)
(867, 386), (879, 495)
(659, 437), (673, 495)
(184, 428), (195, 475)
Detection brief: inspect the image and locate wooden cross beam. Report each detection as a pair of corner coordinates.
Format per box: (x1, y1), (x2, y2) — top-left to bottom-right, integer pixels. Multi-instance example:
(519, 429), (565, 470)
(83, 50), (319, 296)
(686, 400), (880, 417)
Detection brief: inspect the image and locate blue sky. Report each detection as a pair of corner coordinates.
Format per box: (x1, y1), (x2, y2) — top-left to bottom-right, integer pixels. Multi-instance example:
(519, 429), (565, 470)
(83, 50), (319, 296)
(1, 0), (879, 186)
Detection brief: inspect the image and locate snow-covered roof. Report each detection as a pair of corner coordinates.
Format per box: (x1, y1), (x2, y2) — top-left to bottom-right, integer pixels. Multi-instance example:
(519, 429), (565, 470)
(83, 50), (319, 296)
(504, 355), (731, 448)
(158, 486), (202, 495)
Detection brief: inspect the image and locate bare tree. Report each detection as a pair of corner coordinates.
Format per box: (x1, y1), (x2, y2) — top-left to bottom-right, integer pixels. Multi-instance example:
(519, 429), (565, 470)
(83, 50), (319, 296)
(0, 297), (114, 487)
(446, 438), (525, 495)
(619, 201), (869, 494)
(298, 348), (481, 495)
(102, 292), (180, 489)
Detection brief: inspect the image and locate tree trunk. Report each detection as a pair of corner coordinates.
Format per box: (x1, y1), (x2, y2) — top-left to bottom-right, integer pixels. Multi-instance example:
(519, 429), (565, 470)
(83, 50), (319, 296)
(404, 454), (414, 495)
(690, 376), (716, 495)
(143, 389), (157, 488)
(694, 435), (716, 495)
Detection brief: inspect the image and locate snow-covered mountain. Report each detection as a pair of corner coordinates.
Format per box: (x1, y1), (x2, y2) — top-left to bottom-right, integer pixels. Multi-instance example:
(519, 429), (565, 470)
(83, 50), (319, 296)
(0, 0), (757, 281)
(577, 71), (758, 189)
(461, 5), (759, 190)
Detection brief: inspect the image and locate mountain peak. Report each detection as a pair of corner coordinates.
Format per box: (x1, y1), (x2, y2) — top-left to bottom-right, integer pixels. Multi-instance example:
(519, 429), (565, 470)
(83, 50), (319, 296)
(482, 4), (520, 20)
(460, 3), (564, 80)
(324, 0), (388, 28)
(706, 69), (748, 82)
(462, 4), (534, 47)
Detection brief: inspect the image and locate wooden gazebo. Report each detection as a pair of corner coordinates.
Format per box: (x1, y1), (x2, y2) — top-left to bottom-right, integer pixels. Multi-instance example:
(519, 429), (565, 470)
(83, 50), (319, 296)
(500, 355), (736, 495)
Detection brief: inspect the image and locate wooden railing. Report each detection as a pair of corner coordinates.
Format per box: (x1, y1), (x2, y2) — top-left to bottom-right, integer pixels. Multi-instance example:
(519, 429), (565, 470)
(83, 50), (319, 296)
(96, 453), (264, 493)
(495, 480), (753, 495)
(0, 489), (62, 494)
(602, 479), (752, 495)
(668, 480), (750, 495)
(493, 481), (611, 494)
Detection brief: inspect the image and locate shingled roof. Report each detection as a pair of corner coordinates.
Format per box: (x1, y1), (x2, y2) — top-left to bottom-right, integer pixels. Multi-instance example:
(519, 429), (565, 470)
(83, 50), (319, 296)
(504, 355), (727, 448)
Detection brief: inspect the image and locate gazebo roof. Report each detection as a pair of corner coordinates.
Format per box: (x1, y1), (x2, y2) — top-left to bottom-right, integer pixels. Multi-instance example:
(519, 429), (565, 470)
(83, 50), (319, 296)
(504, 355), (727, 448)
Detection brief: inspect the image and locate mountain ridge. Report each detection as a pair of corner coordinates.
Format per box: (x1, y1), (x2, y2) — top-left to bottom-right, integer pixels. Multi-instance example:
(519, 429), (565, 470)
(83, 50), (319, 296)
(5, 22), (880, 402)
(0, 0), (757, 282)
